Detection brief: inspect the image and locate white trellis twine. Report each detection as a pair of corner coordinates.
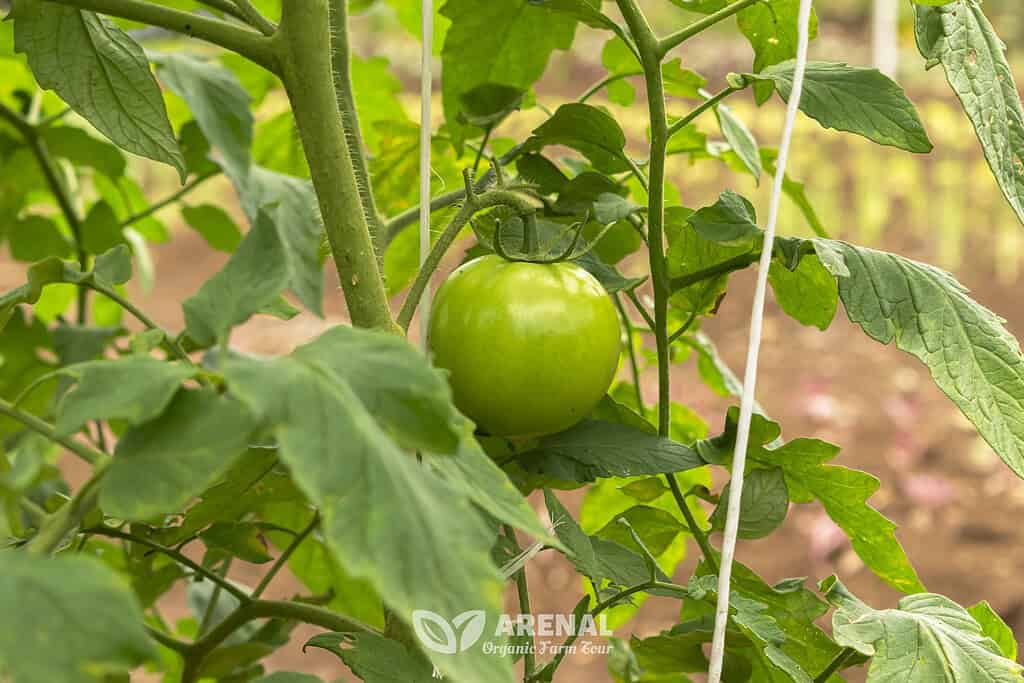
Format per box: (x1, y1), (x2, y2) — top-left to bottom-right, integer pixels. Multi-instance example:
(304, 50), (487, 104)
(706, 0), (815, 680)
(418, 0), (434, 351)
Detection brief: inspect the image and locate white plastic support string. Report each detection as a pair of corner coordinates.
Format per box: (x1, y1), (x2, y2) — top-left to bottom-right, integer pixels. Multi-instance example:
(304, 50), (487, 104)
(418, 0), (434, 351)
(705, 0), (815, 680)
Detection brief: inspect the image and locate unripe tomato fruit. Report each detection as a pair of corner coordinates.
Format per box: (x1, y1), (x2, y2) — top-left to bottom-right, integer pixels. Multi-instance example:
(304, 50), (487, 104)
(429, 254), (621, 437)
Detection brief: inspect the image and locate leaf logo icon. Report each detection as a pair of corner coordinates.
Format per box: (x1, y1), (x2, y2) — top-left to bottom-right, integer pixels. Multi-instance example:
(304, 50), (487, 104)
(413, 610), (458, 654)
(412, 610), (488, 654)
(453, 610), (486, 651)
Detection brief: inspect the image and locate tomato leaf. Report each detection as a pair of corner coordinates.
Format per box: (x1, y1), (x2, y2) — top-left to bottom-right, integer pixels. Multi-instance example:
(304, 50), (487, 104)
(687, 190), (761, 246)
(545, 489), (674, 590)
(709, 467), (789, 540)
(441, 0), (577, 150)
(915, 0), (1024, 225)
(181, 204), (243, 253)
(54, 356), (195, 437)
(183, 208), (289, 347)
(152, 52), (253, 187)
(101, 389), (257, 520)
(521, 420), (704, 483)
(304, 632), (435, 683)
(738, 0), (819, 104)
(703, 408), (926, 594)
(293, 325), (462, 454)
(822, 577), (1023, 681)
(238, 168), (325, 316)
(752, 61), (932, 153)
(223, 349), (514, 683)
(0, 554), (157, 682)
(429, 429), (559, 546)
(767, 254), (838, 331)
(716, 102), (761, 181)
(39, 125), (127, 179)
(10, 0), (185, 178)
(968, 601), (1019, 662)
(815, 239), (1024, 483)
(526, 103), (632, 174)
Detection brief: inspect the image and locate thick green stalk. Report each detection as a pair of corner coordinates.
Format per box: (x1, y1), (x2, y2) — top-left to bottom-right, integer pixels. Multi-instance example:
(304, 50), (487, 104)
(329, 0), (385, 263)
(275, 0), (395, 331)
(47, 0), (277, 72)
(615, 0), (672, 437)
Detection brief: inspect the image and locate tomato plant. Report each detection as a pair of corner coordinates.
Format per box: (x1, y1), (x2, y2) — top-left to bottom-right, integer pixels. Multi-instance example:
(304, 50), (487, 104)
(1, 0), (1024, 681)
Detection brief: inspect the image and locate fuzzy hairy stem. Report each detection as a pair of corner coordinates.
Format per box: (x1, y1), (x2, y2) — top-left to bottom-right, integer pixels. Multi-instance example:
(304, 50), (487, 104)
(276, 0), (395, 332)
(329, 0), (385, 264)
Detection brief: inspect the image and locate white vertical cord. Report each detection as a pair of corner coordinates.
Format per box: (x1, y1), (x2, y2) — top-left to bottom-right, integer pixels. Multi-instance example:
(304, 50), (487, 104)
(418, 0), (434, 351)
(705, 0), (815, 680)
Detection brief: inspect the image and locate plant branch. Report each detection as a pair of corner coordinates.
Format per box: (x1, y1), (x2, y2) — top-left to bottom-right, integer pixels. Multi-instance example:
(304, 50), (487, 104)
(277, 0), (394, 332)
(658, 0), (761, 58)
(815, 647), (857, 682)
(382, 144), (529, 246)
(147, 626), (192, 654)
(0, 398), (104, 466)
(615, 0), (672, 437)
(531, 580), (686, 681)
(329, 0), (385, 265)
(181, 599), (379, 682)
(252, 512), (319, 599)
(665, 473), (719, 573)
(504, 525), (536, 681)
(668, 85), (743, 139)
(119, 170), (220, 229)
(397, 176), (538, 330)
(80, 282), (193, 365)
(44, 0), (278, 72)
(666, 251), (761, 293)
(0, 102), (89, 322)
(228, 0), (276, 35)
(198, 557), (232, 636)
(579, 71), (643, 104)
(668, 305), (701, 344)
(195, 0), (248, 24)
(592, 580), (686, 618)
(614, 294), (646, 417)
(624, 289), (656, 331)
(85, 525), (251, 603)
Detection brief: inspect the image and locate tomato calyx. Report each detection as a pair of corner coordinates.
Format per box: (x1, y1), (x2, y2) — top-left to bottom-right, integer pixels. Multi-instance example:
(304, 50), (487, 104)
(487, 210), (620, 266)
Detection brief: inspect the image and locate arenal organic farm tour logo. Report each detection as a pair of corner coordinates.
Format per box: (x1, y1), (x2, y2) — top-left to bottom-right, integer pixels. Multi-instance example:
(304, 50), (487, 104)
(412, 609), (613, 656)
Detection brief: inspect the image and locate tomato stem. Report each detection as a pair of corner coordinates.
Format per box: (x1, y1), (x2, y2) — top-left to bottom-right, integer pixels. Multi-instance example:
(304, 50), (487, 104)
(397, 182), (538, 331)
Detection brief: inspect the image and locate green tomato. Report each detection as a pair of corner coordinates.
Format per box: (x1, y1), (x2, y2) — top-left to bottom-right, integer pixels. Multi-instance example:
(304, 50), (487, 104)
(429, 254), (621, 437)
